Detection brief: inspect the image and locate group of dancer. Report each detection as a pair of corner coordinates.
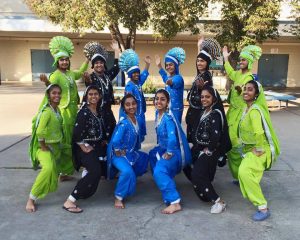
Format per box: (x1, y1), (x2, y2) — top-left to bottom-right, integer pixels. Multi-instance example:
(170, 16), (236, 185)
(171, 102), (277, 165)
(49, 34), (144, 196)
(26, 36), (280, 221)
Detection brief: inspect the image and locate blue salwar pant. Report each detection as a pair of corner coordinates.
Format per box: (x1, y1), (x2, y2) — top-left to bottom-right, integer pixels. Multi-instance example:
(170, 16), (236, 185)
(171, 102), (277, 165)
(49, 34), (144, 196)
(149, 146), (181, 204)
(112, 151), (148, 199)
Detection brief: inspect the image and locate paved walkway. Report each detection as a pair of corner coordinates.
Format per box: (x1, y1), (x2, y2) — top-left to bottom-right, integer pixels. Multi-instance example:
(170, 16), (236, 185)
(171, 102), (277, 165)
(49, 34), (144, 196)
(0, 82), (300, 240)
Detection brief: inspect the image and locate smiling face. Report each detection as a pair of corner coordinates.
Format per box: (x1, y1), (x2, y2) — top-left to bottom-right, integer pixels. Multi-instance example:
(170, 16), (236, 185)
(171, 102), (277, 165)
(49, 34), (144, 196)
(239, 58), (249, 70)
(48, 87), (61, 105)
(123, 96), (137, 116)
(87, 88), (101, 105)
(93, 60), (105, 74)
(165, 62), (176, 75)
(201, 89), (214, 108)
(58, 57), (70, 71)
(131, 71), (140, 82)
(196, 57), (208, 72)
(155, 92), (169, 112)
(243, 82), (258, 102)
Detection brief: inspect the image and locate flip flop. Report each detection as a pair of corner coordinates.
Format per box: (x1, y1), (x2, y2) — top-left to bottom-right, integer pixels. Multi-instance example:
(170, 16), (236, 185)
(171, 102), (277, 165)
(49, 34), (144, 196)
(62, 205), (83, 213)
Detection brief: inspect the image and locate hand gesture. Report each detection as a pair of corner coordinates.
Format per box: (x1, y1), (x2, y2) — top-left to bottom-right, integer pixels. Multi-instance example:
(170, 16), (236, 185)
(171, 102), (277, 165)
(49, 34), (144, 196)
(252, 148), (264, 157)
(40, 74), (50, 85)
(222, 46), (231, 60)
(80, 144), (94, 153)
(166, 79), (173, 86)
(83, 72), (91, 84)
(195, 79), (205, 89)
(162, 152), (172, 160)
(155, 55), (161, 67)
(144, 56), (151, 64)
(110, 40), (119, 52)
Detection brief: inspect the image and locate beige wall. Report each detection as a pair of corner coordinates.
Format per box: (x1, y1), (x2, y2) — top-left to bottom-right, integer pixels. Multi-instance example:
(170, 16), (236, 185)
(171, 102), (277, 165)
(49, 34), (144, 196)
(1, 38), (300, 88)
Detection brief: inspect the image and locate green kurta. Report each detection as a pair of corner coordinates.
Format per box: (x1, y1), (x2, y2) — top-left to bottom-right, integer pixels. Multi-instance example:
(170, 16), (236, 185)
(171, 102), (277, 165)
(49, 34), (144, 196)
(224, 61), (253, 146)
(29, 106), (63, 199)
(48, 62), (88, 175)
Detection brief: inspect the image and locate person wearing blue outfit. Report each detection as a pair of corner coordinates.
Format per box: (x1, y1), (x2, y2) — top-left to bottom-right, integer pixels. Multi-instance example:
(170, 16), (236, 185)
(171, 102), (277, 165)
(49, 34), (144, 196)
(119, 50), (151, 142)
(149, 89), (192, 214)
(155, 47), (186, 123)
(107, 94), (149, 209)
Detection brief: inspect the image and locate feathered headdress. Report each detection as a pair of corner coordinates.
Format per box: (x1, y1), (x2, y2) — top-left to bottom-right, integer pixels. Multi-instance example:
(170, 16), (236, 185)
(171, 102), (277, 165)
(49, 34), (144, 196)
(164, 47), (186, 74)
(49, 36), (74, 66)
(198, 38), (221, 65)
(239, 45), (262, 70)
(119, 49), (140, 78)
(84, 41), (108, 67)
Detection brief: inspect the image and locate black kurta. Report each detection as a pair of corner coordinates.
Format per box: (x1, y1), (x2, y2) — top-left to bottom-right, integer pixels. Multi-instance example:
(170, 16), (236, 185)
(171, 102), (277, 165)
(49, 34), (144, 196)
(186, 70), (212, 142)
(85, 59), (119, 140)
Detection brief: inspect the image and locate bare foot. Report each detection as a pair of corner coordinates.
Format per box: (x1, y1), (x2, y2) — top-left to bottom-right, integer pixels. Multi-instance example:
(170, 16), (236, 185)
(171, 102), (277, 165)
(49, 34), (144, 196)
(114, 198), (125, 209)
(59, 175), (74, 182)
(161, 203), (182, 214)
(63, 199), (83, 213)
(26, 198), (36, 213)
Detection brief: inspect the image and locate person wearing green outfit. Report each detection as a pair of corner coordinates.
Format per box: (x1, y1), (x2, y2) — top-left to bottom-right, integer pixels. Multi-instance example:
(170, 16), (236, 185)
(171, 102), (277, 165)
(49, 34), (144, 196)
(222, 45), (262, 181)
(26, 84), (63, 213)
(40, 36), (89, 180)
(236, 80), (280, 221)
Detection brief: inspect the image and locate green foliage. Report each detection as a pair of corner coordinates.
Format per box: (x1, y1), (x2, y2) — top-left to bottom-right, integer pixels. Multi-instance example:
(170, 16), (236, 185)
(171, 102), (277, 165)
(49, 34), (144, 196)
(206, 0), (281, 51)
(142, 77), (157, 94)
(24, 0), (208, 50)
(289, 0), (300, 37)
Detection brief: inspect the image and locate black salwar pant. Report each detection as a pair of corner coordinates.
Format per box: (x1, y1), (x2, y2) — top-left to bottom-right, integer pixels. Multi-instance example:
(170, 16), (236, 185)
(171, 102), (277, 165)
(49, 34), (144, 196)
(71, 150), (102, 200)
(191, 151), (219, 203)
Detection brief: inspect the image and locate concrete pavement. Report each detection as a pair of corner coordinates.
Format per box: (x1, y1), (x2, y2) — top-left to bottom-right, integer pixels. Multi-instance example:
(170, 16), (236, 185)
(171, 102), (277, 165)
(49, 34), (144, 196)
(0, 82), (300, 240)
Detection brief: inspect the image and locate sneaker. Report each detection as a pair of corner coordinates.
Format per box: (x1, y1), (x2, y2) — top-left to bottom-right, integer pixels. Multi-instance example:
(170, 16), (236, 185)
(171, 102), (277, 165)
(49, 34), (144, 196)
(210, 201), (226, 214)
(252, 209), (271, 221)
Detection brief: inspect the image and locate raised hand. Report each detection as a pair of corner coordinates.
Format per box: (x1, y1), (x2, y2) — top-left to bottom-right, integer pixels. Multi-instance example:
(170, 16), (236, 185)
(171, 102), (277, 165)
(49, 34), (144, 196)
(83, 72), (92, 84)
(222, 46), (231, 61)
(155, 55), (162, 68)
(144, 55), (151, 64)
(40, 74), (50, 86)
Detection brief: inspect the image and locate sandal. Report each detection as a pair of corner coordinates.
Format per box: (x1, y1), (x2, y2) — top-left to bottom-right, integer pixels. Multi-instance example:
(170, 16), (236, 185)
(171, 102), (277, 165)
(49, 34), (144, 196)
(62, 205), (83, 214)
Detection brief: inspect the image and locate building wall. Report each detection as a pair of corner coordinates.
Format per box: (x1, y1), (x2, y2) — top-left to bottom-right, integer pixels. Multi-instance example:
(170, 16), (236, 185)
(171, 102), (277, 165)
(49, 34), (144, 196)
(0, 38), (300, 88)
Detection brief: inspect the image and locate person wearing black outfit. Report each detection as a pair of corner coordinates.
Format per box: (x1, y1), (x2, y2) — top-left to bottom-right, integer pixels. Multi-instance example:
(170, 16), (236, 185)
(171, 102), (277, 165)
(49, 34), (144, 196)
(83, 41), (120, 140)
(62, 86), (107, 213)
(189, 85), (231, 214)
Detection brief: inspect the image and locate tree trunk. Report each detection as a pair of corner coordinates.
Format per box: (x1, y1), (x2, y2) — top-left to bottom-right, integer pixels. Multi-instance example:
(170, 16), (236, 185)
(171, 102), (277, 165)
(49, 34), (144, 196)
(108, 23), (125, 52)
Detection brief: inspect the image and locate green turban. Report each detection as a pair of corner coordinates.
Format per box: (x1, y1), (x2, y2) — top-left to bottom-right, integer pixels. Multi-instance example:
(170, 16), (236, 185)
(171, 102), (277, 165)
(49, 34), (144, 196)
(239, 45), (262, 70)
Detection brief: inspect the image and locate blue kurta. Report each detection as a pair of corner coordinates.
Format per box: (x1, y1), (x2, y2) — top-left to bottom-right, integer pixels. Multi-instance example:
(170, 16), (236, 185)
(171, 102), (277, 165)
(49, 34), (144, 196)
(107, 116), (149, 199)
(124, 69), (149, 139)
(149, 111), (191, 204)
(159, 69), (184, 123)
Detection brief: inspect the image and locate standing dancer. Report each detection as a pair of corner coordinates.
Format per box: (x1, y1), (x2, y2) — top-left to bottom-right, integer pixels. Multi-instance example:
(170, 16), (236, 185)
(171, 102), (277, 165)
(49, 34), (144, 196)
(222, 45), (262, 181)
(186, 38), (221, 142)
(40, 36), (89, 180)
(83, 41), (120, 140)
(236, 80), (280, 221)
(149, 89), (191, 214)
(26, 84), (63, 212)
(119, 49), (151, 142)
(155, 47), (185, 123)
(107, 94), (149, 209)
(63, 86), (107, 213)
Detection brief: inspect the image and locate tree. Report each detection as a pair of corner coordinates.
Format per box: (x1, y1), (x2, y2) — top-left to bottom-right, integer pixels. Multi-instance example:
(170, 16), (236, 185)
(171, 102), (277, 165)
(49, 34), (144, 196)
(24, 0), (208, 50)
(205, 0), (281, 66)
(289, 0), (300, 37)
